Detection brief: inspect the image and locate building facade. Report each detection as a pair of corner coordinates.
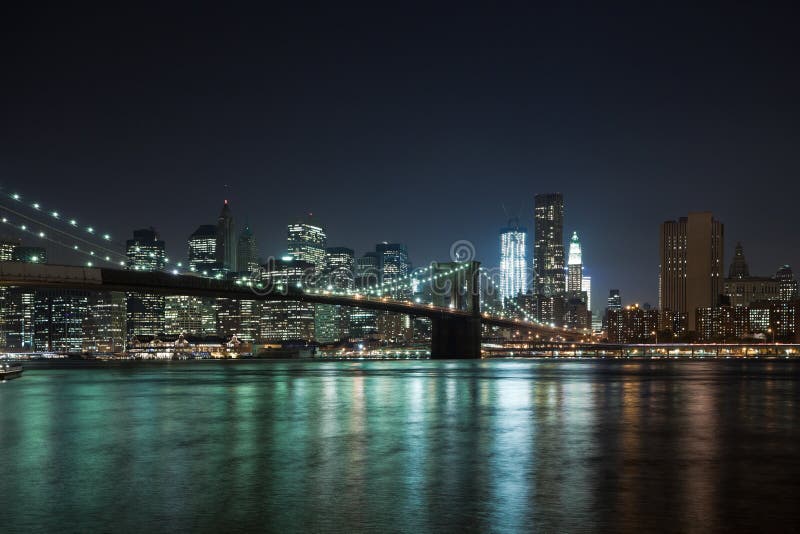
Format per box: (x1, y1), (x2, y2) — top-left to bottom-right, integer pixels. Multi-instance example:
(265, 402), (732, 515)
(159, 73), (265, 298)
(499, 218), (527, 306)
(659, 212), (724, 332)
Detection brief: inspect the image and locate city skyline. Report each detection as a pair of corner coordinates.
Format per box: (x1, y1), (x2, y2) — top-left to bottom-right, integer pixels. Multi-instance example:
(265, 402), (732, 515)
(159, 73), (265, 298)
(3, 4), (800, 309)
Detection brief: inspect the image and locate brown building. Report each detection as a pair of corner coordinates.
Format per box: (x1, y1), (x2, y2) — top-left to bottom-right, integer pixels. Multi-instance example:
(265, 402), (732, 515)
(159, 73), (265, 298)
(659, 212), (724, 332)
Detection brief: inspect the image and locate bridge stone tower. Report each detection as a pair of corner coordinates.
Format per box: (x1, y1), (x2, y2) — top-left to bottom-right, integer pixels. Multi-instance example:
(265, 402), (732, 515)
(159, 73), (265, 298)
(429, 261), (482, 359)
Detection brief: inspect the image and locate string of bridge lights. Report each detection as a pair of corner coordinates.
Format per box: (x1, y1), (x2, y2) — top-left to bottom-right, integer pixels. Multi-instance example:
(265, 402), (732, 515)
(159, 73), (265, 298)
(0, 189), (199, 274)
(0, 213), (125, 267)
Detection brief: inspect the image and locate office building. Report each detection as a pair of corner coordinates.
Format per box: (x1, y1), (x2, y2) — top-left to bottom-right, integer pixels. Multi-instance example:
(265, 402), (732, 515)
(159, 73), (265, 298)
(237, 224), (259, 274)
(287, 218), (326, 274)
(533, 193), (565, 297)
(126, 228), (166, 338)
(659, 212), (724, 332)
(188, 224), (218, 275)
(216, 200), (236, 272)
(499, 218), (527, 305)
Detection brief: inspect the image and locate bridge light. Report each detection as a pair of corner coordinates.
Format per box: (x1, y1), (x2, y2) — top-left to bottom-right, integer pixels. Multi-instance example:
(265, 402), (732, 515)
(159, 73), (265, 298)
(172, 269), (179, 275)
(119, 261), (125, 266)
(87, 261), (93, 267)
(12, 193), (19, 200)
(33, 203), (40, 209)
(20, 224), (26, 230)
(38, 231), (45, 238)
(103, 234), (111, 240)
(87, 227), (94, 233)
(90, 251), (95, 255)
(31, 255), (39, 262)
(73, 245), (79, 250)
(1, 217), (6, 223)
(176, 262), (182, 267)
(52, 211), (59, 218)
(70, 219), (77, 226)
(105, 256), (110, 261)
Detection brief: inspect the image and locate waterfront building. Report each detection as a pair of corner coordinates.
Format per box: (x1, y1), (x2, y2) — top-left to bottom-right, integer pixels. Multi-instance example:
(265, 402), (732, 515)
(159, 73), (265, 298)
(316, 247), (355, 343)
(696, 306), (749, 341)
(84, 292), (127, 353)
(259, 258), (315, 341)
(33, 289), (90, 353)
(165, 295), (214, 336)
(607, 304), (659, 343)
(287, 218), (326, 274)
(216, 298), (261, 343)
(351, 252), (381, 339)
(126, 228), (166, 338)
(188, 224), (219, 275)
(376, 243), (411, 341)
(499, 218), (527, 306)
(659, 212), (724, 332)
(215, 200), (236, 272)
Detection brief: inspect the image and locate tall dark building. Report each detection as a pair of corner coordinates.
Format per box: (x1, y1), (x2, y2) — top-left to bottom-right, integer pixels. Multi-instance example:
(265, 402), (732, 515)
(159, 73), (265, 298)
(659, 212), (724, 332)
(533, 193), (565, 297)
(237, 224), (258, 274)
(215, 200), (236, 273)
(728, 242), (750, 279)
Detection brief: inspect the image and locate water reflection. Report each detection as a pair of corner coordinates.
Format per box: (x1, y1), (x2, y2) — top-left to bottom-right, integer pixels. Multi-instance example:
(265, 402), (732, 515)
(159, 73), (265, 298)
(1, 360), (799, 532)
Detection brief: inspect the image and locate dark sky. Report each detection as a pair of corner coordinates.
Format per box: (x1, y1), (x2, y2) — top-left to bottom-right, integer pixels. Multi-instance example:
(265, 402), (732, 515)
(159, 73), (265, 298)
(2, 3), (799, 310)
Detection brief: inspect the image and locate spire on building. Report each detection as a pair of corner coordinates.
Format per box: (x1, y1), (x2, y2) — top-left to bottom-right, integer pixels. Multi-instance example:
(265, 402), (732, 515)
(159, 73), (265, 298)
(728, 242), (749, 279)
(568, 231), (582, 266)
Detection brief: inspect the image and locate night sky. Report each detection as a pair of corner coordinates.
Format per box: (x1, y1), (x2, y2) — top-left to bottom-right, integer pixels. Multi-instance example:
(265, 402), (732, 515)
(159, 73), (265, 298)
(2, 3), (799, 310)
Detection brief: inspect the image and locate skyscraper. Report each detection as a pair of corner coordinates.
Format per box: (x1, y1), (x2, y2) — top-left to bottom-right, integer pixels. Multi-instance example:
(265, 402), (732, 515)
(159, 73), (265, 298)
(375, 243), (412, 341)
(287, 218), (326, 274)
(659, 212), (724, 331)
(259, 258), (315, 341)
(582, 275), (592, 312)
(534, 193), (565, 297)
(728, 242), (750, 279)
(126, 228), (166, 338)
(188, 224), (218, 275)
(237, 224), (258, 274)
(607, 289), (622, 311)
(499, 218), (527, 305)
(316, 247), (355, 343)
(567, 231), (582, 293)
(775, 265), (798, 301)
(126, 228), (166, 271)
(215, 200), (236, 273)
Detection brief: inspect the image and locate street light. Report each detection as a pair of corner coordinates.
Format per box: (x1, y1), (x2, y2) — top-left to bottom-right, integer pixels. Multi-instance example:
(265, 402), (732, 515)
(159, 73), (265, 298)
(767, 328), (775, 344)
(651, 330), (658, 344)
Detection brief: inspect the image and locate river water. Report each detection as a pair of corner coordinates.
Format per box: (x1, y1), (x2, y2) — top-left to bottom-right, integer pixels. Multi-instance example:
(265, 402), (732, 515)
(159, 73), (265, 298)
(1, 360), (799, 532)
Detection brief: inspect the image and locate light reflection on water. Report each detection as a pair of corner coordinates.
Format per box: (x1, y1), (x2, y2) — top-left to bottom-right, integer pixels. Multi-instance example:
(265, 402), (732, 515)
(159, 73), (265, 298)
(1, 360), (799, 532)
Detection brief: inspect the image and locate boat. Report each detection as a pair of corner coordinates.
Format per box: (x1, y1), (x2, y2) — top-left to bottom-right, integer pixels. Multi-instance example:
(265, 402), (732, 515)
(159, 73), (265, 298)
(0, 362), (23, 381)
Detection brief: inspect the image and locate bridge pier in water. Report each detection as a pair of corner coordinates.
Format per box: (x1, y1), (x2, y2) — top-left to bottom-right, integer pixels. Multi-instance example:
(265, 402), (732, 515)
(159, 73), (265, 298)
(430, 315), (482, 359)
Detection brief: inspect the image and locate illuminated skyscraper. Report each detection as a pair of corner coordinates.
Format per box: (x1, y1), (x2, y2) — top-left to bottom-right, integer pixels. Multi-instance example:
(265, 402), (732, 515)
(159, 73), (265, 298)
(287, 218), (326, 274)
(659, 212), (724, 331)
(499, 218), (527, 305)
(775, 265), (798, 301)
(351, 252), (380, 338)
(375, 243), (411, 341)
(259, 258), (315, 341)
(567, 231), (582, 293)
(126, 228), (166, 271)
(316, 247), (355, 343)
(582, 275), (592, 312)
(126, 228), (166, 338)
(534, 193), (565, 297)
(188, 224), (218, 275)
(215, 200), (236, 273)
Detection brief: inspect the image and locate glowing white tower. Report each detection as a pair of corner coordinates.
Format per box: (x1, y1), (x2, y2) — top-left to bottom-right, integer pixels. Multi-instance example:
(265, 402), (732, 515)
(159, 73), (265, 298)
(567, 231), (582, 293)
(500, 218), (527, 306)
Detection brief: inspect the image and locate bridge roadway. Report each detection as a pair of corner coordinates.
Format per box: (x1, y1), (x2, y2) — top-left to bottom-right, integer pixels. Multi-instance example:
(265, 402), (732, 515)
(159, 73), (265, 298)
(0, 262), (585, 355)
